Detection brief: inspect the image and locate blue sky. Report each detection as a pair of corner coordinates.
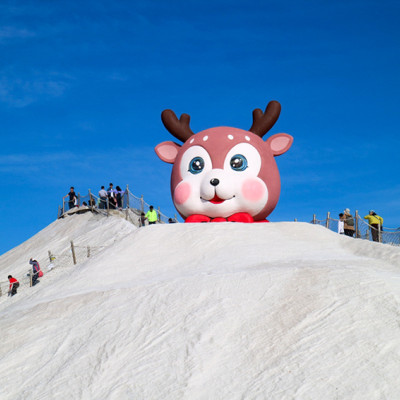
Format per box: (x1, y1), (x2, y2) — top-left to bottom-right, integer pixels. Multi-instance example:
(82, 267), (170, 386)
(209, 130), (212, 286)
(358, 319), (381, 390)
(1, 0), (399, 255)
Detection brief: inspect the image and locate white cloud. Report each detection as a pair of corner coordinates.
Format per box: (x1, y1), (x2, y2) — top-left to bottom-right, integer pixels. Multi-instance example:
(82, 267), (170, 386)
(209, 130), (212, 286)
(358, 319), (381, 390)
(0, 26), (35, 40)
(0, 70), (73, 107)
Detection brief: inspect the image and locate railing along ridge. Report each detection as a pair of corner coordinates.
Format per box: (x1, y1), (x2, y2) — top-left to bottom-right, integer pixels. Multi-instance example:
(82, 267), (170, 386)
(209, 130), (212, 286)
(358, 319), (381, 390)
(311, 210), (399, 246)
(58, 184), (178, 224)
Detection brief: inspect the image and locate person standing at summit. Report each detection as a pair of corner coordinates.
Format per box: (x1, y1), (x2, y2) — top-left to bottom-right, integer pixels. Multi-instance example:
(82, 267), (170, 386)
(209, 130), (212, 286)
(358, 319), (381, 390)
(107, 183), (117, 209)
(364, 210), (384, 242)
(98, 186), (108, 209)
(343, 208), (355, 237)
(115, 186), (124, 209)
(63, 187), (77, 210)
(338, 213), (345, 235)
(145, 206), (158, 225)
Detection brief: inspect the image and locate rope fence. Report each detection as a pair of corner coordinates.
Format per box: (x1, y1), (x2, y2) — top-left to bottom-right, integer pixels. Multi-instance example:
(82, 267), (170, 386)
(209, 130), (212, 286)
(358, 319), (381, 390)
(0, 240), (109, 298)
(58, 185), (178, 225)
(311, 211), (400, 246)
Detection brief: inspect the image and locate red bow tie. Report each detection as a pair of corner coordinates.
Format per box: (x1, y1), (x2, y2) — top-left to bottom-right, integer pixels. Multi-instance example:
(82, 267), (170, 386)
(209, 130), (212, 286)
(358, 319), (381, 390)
(185, 213), (257, 223)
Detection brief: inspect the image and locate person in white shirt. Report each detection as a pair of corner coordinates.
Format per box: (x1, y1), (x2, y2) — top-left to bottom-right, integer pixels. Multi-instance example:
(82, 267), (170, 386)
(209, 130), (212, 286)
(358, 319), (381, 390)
(107, 183), (117, 209)
(338, 213), (345, 234)
(98, 186), (108, 209)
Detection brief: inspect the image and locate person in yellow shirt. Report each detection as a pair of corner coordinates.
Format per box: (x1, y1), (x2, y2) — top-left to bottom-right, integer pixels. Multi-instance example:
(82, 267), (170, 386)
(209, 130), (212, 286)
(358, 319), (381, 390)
(145, 205), (158, 225)
(364, 210), (383, 242)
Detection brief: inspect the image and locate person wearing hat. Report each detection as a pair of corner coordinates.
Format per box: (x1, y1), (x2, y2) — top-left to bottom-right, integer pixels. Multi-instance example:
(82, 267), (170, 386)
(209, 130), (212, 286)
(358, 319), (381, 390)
(364, 210), (384, 242)
(343, 208), (355, 237)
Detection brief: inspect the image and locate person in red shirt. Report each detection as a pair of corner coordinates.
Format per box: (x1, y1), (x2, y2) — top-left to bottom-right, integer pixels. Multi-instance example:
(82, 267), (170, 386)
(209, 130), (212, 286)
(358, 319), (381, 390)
(8, 275), (19, 296)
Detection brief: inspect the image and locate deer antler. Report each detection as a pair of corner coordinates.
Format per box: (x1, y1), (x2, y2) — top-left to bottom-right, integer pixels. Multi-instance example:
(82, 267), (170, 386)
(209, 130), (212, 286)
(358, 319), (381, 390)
(161, 110), (194, 143)
(249, 100), (281, 138)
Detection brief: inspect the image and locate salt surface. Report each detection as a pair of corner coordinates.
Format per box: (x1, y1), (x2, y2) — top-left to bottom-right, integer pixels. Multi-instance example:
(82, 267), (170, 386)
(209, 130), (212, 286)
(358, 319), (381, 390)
(1, 214), (400, 399)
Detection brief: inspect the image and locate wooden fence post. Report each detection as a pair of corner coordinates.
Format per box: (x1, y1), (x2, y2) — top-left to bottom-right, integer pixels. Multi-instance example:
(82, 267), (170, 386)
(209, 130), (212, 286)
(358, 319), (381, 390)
(157, 207), (161, 222)
(87, 246), (90, 258)
(88, 189), (93, 211)
(126, 184), (130, 209)
(30, 269), (33, 287)
(326, 212), (330, 228)
(140, 195), (144, 212)
(313, 214), (316, 224)
(78, 193), (81, 207)
(355, 210), (359, 238)
(71, 241), (77, 265)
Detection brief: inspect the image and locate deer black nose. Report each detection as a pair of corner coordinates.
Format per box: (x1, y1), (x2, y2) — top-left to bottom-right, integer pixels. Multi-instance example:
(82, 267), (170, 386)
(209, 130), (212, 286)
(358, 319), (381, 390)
(210, 178), (220, 186)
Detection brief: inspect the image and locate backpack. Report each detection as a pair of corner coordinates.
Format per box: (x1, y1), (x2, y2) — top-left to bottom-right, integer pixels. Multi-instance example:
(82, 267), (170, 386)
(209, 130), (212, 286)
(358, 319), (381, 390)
(346, 216), (354, 226)
(37, 261), (43, 277)
(33, 260), (43, 277)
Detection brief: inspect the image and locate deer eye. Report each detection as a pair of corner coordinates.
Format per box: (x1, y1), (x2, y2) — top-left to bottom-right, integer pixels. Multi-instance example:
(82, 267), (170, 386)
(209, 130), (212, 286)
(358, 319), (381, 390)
(230, 154), (248, 171)
(188, 157), (205, 174)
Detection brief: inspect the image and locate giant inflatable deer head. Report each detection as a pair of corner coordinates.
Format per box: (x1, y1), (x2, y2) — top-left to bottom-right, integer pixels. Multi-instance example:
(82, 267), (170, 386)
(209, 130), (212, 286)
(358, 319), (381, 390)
(155, 100), (293, 223)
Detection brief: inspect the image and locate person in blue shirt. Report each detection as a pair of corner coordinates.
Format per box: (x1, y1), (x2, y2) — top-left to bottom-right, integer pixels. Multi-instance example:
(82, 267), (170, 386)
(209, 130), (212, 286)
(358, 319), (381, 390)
(115, 186), (124, 209)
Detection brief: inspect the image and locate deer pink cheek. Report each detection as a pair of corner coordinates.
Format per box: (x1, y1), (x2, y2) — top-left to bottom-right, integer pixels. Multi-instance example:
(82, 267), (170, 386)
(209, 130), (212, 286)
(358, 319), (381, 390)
(174, 182), (191, 205)
(242, 179), (265, 202)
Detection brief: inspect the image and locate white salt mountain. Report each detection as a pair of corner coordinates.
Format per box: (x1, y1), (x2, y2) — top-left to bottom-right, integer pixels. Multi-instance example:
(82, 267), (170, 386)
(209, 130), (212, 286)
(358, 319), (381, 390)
(0, 213), (400, 399)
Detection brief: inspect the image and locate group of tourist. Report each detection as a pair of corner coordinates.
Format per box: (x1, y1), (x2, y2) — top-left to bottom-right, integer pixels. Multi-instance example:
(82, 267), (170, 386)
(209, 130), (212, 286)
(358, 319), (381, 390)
(138, 206), (158, 227)
(98, 183), (125, 210)
(338, 209), (384, 242)
(7, 258), (42, 297)
(62, 185), (174, 226)
(137, 207), (178, 226)
(63, 184), (126, 211)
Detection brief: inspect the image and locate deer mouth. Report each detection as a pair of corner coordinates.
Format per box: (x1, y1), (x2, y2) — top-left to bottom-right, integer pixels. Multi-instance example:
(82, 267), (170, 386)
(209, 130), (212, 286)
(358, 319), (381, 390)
(210, 195), (225, 204)
(201, 195), (235, 204)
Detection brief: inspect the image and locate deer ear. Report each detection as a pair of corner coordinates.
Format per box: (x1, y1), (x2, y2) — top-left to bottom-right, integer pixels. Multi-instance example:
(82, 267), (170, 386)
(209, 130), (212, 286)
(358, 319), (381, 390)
(265, 133), (293, 156)
(155, 141), (181, 163)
